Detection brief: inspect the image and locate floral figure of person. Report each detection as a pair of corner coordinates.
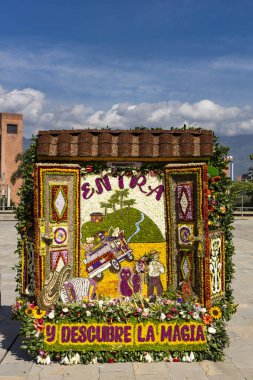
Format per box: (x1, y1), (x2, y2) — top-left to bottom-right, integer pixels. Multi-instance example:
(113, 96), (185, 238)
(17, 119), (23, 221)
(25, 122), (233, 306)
(147, 249), (164, 297)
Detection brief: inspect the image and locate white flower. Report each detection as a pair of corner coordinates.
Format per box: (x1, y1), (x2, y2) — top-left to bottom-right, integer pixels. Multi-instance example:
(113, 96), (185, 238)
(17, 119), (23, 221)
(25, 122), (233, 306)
(142, 308), (149, 317)
(45, 355), (51, 365)
(160, 312), (166, 321)
(208, 326), (216, 334)
(182, 352), (194, 362)
(86, 310), (91, 317)
(91, 357), (98, 364)
(192, 312), (200, 320)
(36, 354), (51, 365)
(35, 331), (40, 338)
(82, 303), (87, 308)
(61, 355), (70, 365)
(200, 307), (207, 313)
(144, 353), (153, 363)
(70, 353), (80, 365)
(36, 355), (42, 364)
(48, 310), (55, 319)
(62, 307), (69, 313)
(179, 311), (186, 318)
(98, 300), (104, 309)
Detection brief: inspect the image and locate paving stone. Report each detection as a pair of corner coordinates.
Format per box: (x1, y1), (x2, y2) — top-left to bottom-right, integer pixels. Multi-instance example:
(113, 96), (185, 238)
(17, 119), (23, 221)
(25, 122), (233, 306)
(133, 362), (167, 374)
(30, 364), (100, 380)
(1, 335), (33, 364)
(1, 215), (253, 380)
(99, 363), (134, 373)
(165, 362), (209, 379)
(135, 375), (172, 380)
(225, 340), (253, 369)
(99, 373), (134, 380)
(0, 377), (28, 380)
(99, 363), (134, 380)
(200, 359), (243, 377)
(0, 362), (32, 377)
(238, 368), (253, 379)
(62, 364), (99, 379)
(203, 375), (245, 380)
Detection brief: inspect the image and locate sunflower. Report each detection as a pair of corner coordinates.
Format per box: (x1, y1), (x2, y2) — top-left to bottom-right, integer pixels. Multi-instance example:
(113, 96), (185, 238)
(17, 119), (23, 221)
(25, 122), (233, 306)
(209, 306), (222, 319)
(33, 307), (46, 318)
(25, 308), (34, 317)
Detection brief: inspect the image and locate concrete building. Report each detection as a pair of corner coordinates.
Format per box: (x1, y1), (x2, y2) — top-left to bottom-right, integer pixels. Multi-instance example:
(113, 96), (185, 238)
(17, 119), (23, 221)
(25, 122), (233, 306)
(0, 113), (23, 205)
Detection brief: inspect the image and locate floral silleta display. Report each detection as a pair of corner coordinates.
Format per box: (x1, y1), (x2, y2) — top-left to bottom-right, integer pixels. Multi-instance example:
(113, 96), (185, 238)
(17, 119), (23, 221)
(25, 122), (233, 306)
(12, 128), (237, 364)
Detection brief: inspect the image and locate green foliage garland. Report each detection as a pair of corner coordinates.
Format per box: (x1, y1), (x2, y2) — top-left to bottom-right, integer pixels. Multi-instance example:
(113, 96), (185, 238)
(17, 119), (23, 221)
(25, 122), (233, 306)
(13, 137), (37, 294)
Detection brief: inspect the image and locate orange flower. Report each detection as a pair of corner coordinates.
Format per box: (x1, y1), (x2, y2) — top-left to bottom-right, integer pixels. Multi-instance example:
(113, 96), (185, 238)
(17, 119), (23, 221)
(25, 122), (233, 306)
(34, 319), (45, 332)
(202, 314), (213, 325)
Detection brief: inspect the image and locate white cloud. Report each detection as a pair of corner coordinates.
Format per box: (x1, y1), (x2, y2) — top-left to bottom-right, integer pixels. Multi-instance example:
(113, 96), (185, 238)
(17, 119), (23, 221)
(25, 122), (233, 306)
(0, 87), (44, 123)
(1, 85), (253, 137)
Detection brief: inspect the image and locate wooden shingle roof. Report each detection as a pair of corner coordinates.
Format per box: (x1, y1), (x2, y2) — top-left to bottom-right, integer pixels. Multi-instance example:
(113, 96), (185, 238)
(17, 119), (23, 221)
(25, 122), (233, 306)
(36, 129), (213, 161)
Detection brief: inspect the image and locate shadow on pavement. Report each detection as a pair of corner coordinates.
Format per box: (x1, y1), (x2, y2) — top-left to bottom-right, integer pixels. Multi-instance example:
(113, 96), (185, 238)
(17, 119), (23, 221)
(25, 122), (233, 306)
(0, 305), (33, 363)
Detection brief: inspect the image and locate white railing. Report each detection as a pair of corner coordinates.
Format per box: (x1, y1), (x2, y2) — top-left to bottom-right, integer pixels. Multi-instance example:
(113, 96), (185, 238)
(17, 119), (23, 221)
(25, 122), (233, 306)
(233, 207), (253, 217)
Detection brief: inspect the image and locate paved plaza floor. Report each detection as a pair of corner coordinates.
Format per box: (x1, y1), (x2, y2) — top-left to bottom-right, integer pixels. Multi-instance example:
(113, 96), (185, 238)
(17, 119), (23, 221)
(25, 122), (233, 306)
(0, 218), (253, 379)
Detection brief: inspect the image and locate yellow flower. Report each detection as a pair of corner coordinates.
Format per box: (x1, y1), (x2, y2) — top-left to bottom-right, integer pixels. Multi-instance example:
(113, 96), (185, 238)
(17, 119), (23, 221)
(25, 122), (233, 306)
(25, 308), (34, 317)
(209, 306), (222, 319)
(33, 308), (46, 318)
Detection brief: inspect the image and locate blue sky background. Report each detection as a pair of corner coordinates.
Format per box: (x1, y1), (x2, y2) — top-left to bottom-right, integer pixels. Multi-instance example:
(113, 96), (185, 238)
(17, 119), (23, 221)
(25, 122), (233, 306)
(1, 0), (253, 138)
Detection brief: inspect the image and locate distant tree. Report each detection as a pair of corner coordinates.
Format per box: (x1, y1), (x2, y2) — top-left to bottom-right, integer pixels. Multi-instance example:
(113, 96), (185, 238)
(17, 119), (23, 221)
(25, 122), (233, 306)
(108, 193), (119, 211)
(100, 201), (112, 218)
(114, 189), (130, 209)
(229, 181), (253, 206)
(241, 166), (253, 181)
(123, 199), (136, 209)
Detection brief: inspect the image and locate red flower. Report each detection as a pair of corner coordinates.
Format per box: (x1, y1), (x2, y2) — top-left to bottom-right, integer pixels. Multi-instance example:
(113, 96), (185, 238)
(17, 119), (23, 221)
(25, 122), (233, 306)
(108, 357), (115, 363)
(166, 313), (172, 319)
(85, 165), (93, 173)
(173, 357), (180, 362)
